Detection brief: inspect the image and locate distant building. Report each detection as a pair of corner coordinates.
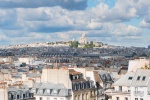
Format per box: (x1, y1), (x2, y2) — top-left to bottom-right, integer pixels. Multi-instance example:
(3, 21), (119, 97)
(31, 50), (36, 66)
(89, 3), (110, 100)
(18, 57), (35, 65)
(148, 45), (150, 49)
(79, 33), (87, 44)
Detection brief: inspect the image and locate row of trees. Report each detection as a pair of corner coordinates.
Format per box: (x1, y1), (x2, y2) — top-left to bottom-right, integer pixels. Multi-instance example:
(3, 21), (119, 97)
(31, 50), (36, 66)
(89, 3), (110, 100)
(70, 41), (95, 48)
(83, 41), (95, 48)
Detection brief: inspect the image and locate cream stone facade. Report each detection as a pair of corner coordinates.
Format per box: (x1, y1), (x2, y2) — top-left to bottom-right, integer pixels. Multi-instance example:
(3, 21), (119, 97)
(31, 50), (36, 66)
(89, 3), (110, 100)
(128, 58), (150, 72)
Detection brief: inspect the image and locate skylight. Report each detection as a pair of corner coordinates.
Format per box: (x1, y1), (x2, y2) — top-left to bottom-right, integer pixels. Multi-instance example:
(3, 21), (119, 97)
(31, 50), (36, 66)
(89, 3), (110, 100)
(137, 76), (140, 80)
(128, 77), (133, 80)
(142, 76), (146, 81)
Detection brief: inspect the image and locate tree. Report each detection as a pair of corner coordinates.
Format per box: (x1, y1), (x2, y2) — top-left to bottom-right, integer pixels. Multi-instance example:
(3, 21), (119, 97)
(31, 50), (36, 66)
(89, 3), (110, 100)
(70, 41), (79, 48)
(83, 41), (95, 48)
(141, 64), (149, 69)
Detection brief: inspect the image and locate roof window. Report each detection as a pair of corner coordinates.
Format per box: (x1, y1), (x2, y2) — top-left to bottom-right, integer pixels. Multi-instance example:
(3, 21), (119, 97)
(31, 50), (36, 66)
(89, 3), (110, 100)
(128, 77), (133, 80)
(137, 76), (140, 80)
(142, 76), (146, 81)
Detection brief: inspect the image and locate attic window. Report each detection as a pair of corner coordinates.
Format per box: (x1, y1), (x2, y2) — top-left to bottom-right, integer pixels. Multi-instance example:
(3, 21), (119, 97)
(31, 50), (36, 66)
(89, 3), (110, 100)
(137, 76), (140, 80)
(53, 90), (57, 95)
(128, 77), (133, 80)
(142, 76), (146, 81)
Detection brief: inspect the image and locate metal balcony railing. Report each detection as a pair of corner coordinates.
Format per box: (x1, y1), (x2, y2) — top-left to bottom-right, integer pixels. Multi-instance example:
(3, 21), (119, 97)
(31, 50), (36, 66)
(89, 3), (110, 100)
(133, 91), (144, 97)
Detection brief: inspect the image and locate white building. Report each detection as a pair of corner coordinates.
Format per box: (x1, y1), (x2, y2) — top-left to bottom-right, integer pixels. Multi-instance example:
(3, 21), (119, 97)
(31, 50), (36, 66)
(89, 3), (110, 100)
(105, 68), (150, 100)
(128, 58), (150, 72)
(105, 72), (135, 100)
(18, 57), (36, 65)
(130, 69), (150, 100)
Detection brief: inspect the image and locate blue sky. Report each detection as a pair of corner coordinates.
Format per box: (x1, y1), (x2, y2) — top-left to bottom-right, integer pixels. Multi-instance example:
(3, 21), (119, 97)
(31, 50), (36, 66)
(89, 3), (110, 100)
(0, 0), (150, 47)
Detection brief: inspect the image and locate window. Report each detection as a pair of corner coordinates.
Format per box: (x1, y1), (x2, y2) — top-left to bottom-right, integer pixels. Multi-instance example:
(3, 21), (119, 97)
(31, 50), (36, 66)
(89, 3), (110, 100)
(135, 98), (138, 100)
(47, 97), (50, 100)
(74, 95), (77, 100)
(119, 86), (122, 91)
(68, 89), (71, 95)
(32, 89), (36, 93)
(53, 90), (57, 95)
(40, 89), (43, 94)
(70, 75), (73, 80)
(140, 98), (143, 100)
(17, 95), (19, 99)
(78, 95), (80, 100)
(142, 76), (146, 81)
(116, 97), (119, 100)
(75, 75), (77, 79)
(54, 98), (57, 100)
(86, 93), (88, 100)
(125, 97), (128, 100)
(128, 77), (133, 80)
(73, 76), (75, 80)
(82, 94), (84, 100)
(90, 91), (92, 96)
(47, 89), (50, 94)
(137, 76), (140, 80)
(40, 97), (43, 100)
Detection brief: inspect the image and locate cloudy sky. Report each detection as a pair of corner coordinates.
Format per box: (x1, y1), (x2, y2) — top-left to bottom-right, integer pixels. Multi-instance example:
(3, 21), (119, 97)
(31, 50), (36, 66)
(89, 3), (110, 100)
(0, 0), (150, 47)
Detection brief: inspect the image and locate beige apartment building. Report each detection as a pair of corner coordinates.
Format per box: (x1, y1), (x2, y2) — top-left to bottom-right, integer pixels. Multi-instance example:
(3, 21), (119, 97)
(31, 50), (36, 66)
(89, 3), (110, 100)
(33, 67), (97, 100)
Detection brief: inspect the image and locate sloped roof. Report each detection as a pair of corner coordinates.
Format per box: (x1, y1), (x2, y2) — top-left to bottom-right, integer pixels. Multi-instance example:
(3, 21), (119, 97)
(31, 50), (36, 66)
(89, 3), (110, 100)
(113, 71), (135, 86)
(98, 70), (114, 83)
(131, 69), (150, 87)
(33, 82), (66, 89)
(93, 71), (103, 89)
(69, 69), (82, 75)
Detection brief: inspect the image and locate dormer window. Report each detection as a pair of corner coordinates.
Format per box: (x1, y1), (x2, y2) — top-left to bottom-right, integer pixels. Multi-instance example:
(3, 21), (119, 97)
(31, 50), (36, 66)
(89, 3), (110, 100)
(32, 89), (36, 93)
(79, 74), (83, 79)
(73, 76), (75, 80)
(128, 77), (133, 80)
(70, 75), (73, 80)
(47, 89), (50, 94)
(75, 75), (77, 79)
(142, 76), (146, 81)
(137, 76), (140, 80)
(40, 89), (43, 94)
(68, 89), (71, 95)
(53, 90), (57, 95)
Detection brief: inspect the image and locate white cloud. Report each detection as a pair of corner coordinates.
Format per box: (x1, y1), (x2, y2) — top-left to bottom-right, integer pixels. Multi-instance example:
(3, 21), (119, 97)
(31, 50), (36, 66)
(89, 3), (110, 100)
(0, 0), (149, 46)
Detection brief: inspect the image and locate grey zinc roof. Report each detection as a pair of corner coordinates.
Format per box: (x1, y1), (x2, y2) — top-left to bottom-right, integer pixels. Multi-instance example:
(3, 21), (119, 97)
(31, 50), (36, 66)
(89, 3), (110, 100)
(98, 70), (114, 83)
(33, 82), (71, 96)
(131, 69), (150, 87)
(8, 87), (29, 93)
(27, 73), (41, 78)
(33, 82), (66, 89)
(113, 72), (135, 86)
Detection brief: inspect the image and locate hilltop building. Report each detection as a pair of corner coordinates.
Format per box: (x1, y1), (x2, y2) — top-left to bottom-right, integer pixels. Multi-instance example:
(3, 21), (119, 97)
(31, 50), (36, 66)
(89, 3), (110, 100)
(79, 33), (87, 45)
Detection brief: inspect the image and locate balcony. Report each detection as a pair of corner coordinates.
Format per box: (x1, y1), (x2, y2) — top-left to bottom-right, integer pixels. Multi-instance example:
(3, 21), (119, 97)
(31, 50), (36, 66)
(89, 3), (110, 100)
(133, 91), (144, 97)
(104, 89), (130, 96)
